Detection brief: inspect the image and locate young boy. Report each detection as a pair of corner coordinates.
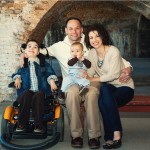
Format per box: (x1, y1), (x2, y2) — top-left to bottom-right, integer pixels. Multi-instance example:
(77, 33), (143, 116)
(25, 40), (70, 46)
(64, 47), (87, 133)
(61, 42), (91, 96)
(12, 39), (58, 133)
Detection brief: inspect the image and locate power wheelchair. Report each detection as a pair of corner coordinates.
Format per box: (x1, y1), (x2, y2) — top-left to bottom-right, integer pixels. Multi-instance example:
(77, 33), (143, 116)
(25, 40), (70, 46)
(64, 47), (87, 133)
(0, 44), (64, 150)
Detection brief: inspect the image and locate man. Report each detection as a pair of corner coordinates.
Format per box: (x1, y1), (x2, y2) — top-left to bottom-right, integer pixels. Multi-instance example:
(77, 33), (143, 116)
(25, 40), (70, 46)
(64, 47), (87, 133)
(41, 17), (132, 149)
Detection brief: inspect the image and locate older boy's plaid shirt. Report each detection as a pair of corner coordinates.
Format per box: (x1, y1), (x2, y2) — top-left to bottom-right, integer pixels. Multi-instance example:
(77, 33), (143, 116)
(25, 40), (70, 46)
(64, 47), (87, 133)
(29, 61), (38, 92)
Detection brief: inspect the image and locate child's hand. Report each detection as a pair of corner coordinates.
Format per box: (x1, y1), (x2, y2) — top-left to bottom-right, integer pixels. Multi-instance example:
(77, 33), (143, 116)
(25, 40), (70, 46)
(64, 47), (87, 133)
(15, 78), (21, 89)
(71, 54), (77, 58)
(50, 79), (58, 91)
(77, 55), (84, 61)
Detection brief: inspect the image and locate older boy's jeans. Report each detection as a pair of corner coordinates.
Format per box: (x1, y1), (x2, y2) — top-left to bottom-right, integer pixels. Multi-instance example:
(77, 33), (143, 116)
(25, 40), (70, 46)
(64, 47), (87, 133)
(99, 83), (134, 141)
(17, 90), (45, 126)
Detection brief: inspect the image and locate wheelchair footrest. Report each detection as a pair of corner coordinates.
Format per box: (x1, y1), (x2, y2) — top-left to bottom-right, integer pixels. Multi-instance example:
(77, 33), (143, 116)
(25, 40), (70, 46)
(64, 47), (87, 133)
(13, 130), (47, 139)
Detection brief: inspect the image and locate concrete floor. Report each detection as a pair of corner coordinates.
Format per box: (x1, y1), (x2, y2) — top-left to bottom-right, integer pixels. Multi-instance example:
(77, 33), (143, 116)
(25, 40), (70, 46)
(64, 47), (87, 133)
(0, 106), (150, 150)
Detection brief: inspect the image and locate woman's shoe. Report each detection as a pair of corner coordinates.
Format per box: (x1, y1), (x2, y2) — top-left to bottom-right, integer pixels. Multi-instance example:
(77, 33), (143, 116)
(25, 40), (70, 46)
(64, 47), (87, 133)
(103, 142), (113, 149)
(112, 139), (122, 148)
(103, 139), (122, 149)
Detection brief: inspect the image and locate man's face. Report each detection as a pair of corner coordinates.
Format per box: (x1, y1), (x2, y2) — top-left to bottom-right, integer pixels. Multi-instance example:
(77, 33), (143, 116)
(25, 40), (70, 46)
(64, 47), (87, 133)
(25, 41), (39, 58)
(65, 19), (83, 43)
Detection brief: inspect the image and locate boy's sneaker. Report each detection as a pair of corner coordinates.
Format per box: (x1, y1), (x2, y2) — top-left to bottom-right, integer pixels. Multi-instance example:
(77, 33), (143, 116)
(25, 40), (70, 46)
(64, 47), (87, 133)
(79, 86), (89, 97)
(16, 125), (26, 132)
(34, 125), (44, 133)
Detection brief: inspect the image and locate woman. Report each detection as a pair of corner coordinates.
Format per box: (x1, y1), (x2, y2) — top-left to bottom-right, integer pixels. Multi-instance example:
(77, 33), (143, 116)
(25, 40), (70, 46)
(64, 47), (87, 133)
(84, 24), (134, 149)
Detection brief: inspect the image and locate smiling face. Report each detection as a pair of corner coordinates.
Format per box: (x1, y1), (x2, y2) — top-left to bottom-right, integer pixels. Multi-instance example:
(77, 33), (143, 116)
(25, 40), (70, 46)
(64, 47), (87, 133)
(88, 30), (103, 50)
(25, 41), (39, 59)
(65, 19), (83, 43)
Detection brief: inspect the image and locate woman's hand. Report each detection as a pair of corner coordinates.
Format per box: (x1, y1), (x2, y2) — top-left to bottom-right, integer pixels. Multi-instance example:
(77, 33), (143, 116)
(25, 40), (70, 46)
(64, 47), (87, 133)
(50, 79), (58, 91)
(83, 71), (93, 81)
(83, 71), (100, 82)
(15, 78), (21, 89)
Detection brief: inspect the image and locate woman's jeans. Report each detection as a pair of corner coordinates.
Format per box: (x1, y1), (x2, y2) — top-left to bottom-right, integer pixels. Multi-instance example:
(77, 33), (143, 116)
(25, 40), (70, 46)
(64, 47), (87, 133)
(99, 83), (134, 141)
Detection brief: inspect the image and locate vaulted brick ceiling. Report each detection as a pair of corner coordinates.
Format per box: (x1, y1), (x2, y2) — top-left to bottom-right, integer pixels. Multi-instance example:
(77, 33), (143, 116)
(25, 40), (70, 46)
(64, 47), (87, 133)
(30, 1), (150, 43)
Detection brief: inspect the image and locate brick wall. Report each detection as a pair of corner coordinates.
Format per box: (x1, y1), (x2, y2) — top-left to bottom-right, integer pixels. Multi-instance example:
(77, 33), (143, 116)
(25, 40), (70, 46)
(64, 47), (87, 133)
(0, 0), (57, 102)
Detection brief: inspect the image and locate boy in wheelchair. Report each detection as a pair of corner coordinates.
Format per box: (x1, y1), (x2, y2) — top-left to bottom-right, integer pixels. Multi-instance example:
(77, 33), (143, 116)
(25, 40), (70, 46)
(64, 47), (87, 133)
(12, 39), (58, 133)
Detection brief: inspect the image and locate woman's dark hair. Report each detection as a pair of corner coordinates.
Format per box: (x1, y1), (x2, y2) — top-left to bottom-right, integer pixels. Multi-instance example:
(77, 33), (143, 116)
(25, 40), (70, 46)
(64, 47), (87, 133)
(85, 24), (112, 49)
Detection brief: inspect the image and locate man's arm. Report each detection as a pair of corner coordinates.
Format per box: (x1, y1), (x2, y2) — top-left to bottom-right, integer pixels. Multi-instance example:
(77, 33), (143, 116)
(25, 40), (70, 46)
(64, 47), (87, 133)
(119, 58), (132, 83)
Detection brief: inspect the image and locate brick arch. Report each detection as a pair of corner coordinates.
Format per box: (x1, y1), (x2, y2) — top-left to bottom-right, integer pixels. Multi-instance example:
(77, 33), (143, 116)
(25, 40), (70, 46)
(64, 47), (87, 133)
(29, 1), (150, 44)
(29, 1), (71, 43)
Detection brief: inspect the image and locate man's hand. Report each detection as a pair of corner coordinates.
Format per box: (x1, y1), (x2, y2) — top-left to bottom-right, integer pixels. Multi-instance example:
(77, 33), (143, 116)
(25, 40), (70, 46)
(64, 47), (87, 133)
(119, 67), (132, 83)
(50, 79), (58, 91)
(20, 53), (28, 67)
(14, 78), (21, 89)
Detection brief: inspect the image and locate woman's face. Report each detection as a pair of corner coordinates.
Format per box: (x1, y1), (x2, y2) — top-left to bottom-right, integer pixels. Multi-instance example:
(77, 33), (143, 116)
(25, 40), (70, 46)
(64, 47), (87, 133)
(88, 30), (103, 49)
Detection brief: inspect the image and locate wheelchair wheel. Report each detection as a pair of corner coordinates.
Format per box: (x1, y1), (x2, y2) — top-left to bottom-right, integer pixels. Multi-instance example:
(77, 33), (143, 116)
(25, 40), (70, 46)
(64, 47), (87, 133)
(56, 106), (64, 142)
(1, 111), (13, 142)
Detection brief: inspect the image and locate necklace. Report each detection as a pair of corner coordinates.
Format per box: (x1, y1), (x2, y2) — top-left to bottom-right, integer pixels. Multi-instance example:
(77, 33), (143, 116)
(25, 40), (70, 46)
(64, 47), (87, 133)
(97, 58), (104, 68)
(97, 46), (106, 68)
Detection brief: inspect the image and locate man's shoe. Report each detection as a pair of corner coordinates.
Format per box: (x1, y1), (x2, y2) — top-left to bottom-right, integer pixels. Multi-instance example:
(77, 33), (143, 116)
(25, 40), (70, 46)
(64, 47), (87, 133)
(16, 125), (26, 132)
(88, 138), (100, 149)
(71, 137), (83, 148)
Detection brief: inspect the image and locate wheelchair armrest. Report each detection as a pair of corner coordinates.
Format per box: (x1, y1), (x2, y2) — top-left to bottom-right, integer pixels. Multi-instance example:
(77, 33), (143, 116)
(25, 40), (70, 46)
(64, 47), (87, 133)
(13, 101), (19, 108)
(55, 81), (60, 88)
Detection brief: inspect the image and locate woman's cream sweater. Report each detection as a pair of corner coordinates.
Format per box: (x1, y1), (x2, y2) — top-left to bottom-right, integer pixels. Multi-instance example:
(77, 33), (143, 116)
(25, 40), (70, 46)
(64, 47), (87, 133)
(87, 46), (134, 89)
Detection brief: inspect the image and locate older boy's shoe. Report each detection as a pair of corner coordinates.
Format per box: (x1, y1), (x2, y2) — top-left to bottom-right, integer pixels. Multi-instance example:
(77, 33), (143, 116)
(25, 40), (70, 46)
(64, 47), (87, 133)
(71, 137), (83, 148)
(34, 125), (44, 133)
(88, 138), (100, 149)
(16, 125), (26, 132)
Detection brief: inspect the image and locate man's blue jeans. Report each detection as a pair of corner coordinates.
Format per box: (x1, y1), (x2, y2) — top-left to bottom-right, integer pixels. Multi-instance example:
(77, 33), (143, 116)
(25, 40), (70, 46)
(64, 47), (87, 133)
(99, 83), (134, 141)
